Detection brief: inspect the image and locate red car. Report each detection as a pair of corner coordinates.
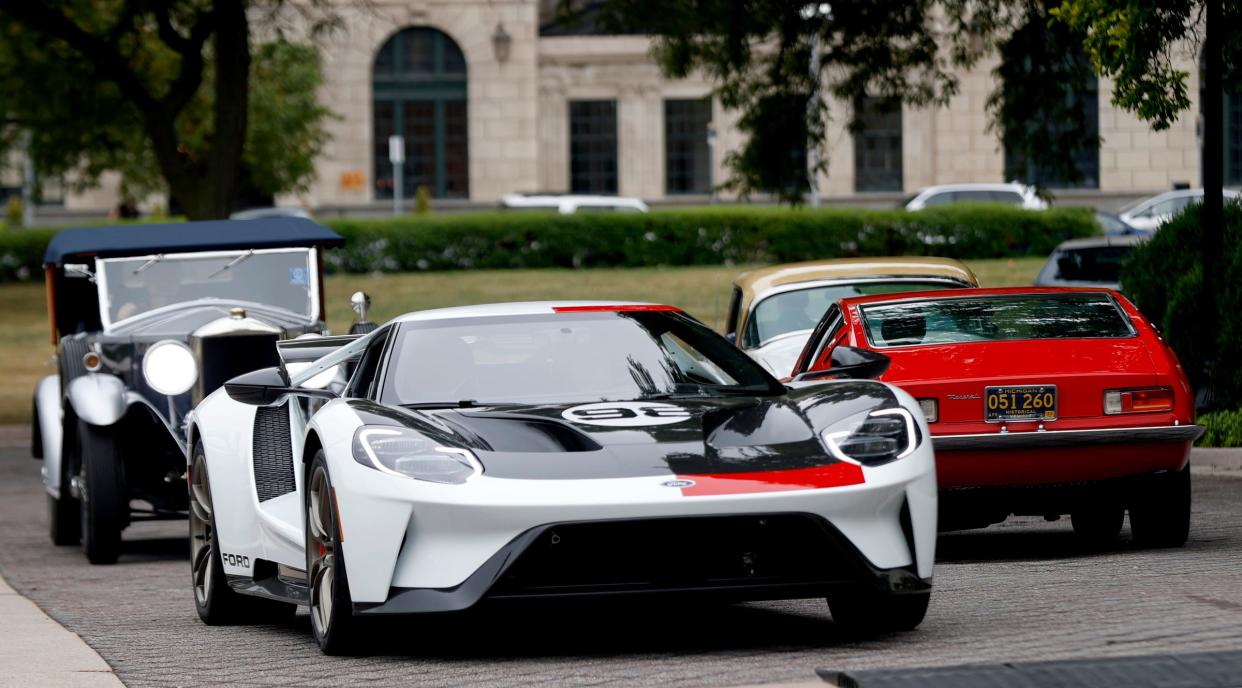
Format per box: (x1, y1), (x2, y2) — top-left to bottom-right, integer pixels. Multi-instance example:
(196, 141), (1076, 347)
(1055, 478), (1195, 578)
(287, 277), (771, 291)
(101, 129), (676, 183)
(790, 286), (1202, 548)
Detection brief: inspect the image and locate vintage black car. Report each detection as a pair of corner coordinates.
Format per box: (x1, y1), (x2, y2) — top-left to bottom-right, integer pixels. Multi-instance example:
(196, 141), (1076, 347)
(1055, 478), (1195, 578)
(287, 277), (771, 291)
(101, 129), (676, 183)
(32, 218), (345, 564)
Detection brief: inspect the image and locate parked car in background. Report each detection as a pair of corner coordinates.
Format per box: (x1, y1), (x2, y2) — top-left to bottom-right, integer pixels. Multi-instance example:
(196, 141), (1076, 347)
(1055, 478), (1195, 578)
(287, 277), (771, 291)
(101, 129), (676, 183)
(1035, 235), (1146, 290)
(791, 287), (1201, 549)
(501, 192), (649, 214)
(230, 207), (313, 221)
(32, 219), (344, 564)
(1094, 211), (1146, 236)
(726, 258), (979, 377)
(189, 302), (937, 652)
(1117, 188), (1240, 232)
(903, 183), (1048, 211)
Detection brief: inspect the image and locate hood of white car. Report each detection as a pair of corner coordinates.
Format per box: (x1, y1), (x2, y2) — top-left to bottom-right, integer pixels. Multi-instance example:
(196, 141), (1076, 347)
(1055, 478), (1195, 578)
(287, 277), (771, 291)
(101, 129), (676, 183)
(746, 330), (814, 378)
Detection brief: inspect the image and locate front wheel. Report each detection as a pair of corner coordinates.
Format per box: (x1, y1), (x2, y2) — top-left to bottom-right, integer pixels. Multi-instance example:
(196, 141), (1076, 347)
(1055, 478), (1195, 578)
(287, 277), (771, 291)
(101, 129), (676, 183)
(827, 588), (930, 637)
(306, 452), (361, 655)
(78, 420), (125, 565)
(1129, 464), (1191, 548)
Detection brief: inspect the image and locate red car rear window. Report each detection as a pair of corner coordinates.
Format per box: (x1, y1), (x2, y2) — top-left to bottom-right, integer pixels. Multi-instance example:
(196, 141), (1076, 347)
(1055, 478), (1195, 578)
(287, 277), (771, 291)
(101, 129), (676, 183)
(859, 293), (1135, 348)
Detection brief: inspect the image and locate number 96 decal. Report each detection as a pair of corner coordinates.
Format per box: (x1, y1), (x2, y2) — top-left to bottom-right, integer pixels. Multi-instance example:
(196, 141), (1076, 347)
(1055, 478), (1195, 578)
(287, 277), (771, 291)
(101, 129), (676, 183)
(561, 401), (692, 427)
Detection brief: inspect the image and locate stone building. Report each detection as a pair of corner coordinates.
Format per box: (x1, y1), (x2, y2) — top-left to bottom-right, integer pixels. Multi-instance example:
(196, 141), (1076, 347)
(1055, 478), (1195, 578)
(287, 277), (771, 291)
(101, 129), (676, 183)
(34, 1), (1242, 218)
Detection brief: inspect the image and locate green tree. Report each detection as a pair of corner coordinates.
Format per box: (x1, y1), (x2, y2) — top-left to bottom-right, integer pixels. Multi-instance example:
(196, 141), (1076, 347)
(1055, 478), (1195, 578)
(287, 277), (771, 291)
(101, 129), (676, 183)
(0, 1), (335, 219)
(1055, 0), (1242, 403)
(583, 0), (995, 204)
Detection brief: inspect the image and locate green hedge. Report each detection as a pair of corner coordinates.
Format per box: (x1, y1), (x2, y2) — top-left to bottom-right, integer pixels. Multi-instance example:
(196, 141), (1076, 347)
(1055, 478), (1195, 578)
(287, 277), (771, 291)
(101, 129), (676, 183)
(1200, 408), (1242, 447)
(325, 205), (1096, 272)
(1121, 199), (1242, 409)
(0, 205), (1097, 282)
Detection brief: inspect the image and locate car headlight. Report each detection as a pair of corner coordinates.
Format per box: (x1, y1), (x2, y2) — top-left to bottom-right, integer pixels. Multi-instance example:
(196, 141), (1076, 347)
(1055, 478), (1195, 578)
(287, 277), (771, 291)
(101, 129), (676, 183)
(142, 340), (198, 396)
(822, 407), (919, 467)
(351, 427), (481, 484)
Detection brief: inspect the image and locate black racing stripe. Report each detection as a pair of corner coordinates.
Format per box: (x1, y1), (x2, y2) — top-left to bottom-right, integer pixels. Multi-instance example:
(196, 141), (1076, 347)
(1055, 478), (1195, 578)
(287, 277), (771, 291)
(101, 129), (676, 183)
(344, 388), (901, 481)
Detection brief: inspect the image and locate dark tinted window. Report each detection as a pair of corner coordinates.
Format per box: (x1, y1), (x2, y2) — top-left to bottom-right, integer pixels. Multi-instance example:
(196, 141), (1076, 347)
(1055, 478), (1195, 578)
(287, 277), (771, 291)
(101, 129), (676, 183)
(347, 328), (391, 399)
(665, 98), (712, 194)
(384, 311), (783, 404)
(860, 293), (1134, 347)
(1048, 246), (1133, 283)
(570, 101), (618, 194)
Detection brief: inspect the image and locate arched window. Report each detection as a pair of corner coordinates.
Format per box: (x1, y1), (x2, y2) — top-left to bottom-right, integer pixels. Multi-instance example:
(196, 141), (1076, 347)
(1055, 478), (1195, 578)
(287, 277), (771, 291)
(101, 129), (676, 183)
(373, 27), (468, 200)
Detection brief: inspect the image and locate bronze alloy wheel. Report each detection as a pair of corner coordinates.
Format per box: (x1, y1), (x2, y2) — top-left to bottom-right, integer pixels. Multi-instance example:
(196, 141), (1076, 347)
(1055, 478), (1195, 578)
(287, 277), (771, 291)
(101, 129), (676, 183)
(307, 464), (336, 637)
(189, 451), (214, 606)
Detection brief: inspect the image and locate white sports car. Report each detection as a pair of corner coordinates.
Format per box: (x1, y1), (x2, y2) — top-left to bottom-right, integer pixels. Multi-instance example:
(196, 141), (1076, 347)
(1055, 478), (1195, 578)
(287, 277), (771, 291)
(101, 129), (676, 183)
(187, 302), (937, 653)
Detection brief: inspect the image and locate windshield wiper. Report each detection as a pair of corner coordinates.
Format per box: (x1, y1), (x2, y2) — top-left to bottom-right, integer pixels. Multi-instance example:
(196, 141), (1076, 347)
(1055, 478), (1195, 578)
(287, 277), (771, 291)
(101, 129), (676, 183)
(207, 250), (254, 279)
(131, 254), (164, 275)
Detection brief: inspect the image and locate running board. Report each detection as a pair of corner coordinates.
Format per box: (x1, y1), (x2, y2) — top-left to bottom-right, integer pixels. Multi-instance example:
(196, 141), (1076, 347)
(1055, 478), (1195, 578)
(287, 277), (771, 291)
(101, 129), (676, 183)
(226, 559), (309, 605)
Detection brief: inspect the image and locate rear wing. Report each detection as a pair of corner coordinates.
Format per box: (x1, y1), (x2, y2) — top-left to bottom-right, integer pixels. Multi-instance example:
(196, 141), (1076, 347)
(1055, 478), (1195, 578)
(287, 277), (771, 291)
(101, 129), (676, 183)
(276, 335), (364, 366)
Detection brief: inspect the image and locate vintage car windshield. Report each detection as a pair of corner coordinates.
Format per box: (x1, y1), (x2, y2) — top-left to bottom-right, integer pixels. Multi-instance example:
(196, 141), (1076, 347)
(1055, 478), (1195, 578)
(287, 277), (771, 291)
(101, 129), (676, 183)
(383, 311), (784, 405)
(746, 280), (961, 348)
(859, 293), (1135, 348)
(97, 248), (316, 325)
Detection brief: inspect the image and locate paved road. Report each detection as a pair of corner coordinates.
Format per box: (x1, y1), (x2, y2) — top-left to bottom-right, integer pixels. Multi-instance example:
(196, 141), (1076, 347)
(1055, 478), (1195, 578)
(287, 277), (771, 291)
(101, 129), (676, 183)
(2, 440), (1241, 688)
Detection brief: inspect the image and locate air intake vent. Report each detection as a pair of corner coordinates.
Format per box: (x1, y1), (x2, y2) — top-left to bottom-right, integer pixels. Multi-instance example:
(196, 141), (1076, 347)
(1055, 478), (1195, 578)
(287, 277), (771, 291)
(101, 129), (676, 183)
(252, 405), (295, 502)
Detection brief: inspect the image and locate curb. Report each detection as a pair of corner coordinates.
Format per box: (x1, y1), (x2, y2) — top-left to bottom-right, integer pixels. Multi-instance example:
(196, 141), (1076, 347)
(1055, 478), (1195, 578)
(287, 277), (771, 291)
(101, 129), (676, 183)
(1192, 447), (1242, 471)
(0, 571), (124, 687)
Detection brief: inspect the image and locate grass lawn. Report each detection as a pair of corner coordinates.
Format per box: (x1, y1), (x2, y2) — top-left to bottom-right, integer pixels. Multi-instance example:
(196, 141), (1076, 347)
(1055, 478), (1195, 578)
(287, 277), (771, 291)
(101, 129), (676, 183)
(3, 257), (1044, 425)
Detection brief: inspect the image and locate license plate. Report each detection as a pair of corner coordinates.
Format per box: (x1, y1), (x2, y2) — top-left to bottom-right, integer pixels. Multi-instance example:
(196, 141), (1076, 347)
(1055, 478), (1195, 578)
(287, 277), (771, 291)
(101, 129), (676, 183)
(984, 385), (1057, 422)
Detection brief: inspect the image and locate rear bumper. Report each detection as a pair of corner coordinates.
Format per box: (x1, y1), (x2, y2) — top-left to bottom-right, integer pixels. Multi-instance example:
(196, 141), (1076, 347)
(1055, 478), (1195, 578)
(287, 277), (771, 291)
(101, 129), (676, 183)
(932, 425), (1200, 489)
(932, 424), (1203, 451)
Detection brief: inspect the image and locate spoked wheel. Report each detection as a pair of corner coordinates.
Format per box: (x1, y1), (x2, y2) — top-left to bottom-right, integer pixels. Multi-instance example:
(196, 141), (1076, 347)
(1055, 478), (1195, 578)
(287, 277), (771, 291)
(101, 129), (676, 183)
(190, 444), (295, 625)
(306, 452), (359, 654)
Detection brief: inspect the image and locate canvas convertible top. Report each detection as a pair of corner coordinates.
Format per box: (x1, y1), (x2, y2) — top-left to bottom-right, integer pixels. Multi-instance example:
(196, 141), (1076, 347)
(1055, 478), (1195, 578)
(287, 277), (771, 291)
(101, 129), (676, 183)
(44, 217), (344, 265)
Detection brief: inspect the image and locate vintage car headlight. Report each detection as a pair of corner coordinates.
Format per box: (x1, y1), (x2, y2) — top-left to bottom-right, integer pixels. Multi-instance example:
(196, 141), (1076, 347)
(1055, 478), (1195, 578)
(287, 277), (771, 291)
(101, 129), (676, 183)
(142, 340), (198, 396)
(822, 407), (919, 467)
(351, 427), (481, 484)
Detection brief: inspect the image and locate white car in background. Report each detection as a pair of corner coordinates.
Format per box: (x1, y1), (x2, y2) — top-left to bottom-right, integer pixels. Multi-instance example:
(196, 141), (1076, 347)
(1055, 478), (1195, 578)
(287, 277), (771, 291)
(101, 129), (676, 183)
(1117, 188), (1240, 233)
(501, 193), (649, 214)
(904, 183), (1048, 211)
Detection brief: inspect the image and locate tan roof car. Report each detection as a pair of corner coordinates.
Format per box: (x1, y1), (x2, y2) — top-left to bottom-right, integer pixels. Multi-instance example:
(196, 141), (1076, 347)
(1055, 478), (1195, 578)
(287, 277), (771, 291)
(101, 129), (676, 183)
(726, 257), (980, 376)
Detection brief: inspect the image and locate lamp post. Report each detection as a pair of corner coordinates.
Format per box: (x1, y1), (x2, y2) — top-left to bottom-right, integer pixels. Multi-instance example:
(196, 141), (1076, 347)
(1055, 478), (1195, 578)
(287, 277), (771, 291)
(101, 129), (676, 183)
(388, 135), (405, 216)
(801, 3), (831, 208)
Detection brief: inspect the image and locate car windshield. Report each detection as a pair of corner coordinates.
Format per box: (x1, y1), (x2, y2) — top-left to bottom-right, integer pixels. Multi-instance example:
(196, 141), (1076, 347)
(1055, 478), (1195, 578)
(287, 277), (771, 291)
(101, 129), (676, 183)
(746, 280), (963, 348)
(383, 310), (784, 405)
(98, 248), (315, 325)
(1043, 246), (1133, 284)
(859, 293), (1135, 348)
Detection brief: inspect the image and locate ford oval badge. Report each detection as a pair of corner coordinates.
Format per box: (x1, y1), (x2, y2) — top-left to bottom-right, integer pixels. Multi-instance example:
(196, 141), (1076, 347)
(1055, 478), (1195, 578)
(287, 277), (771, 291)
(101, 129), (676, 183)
(662, 479), (695, 488)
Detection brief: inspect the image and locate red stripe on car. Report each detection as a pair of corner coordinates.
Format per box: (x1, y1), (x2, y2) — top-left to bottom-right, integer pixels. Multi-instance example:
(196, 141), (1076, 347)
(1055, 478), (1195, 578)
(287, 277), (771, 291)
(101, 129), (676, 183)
(678, 462), (864, 496)
(552, 304), (682, 313)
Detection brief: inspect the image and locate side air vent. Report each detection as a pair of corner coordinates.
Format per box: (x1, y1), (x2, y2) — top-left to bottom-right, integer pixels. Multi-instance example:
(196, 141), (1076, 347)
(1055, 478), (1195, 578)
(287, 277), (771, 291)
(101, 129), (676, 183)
(252, 404), (296, 502)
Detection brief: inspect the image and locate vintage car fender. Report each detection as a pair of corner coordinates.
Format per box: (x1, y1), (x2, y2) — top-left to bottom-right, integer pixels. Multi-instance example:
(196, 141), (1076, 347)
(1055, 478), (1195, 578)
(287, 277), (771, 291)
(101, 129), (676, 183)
(67, 373), (129, 428)
(33, 375), (63, 496)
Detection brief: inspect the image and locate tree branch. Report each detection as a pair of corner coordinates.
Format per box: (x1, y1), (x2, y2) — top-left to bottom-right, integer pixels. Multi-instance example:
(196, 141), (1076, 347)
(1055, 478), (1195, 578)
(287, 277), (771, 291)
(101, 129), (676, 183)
(0, 1), (158, 113)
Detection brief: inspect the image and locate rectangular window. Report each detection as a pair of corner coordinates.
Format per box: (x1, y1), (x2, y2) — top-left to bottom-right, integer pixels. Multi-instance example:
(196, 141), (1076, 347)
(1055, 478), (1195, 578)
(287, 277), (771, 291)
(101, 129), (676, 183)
(1005, 82), (1100, 189)
(664, 98), (712, 194)
(853, 97), (903, 192)
(860, 293), (1134, 348)
(569, 100), (618, 194)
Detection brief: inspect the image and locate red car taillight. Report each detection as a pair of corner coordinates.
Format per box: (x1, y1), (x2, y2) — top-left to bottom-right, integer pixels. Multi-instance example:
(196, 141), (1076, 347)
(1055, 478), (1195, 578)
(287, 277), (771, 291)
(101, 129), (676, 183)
(1103, 387), (1174, 415)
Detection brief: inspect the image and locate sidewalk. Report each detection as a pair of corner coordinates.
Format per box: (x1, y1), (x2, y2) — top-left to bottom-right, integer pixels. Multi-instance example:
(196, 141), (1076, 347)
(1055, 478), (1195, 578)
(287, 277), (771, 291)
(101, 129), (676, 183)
(0, 572), (123, 687)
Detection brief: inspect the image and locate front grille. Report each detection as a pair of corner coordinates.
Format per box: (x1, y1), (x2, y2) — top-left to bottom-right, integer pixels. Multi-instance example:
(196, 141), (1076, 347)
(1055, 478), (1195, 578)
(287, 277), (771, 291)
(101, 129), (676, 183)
(252, 404), (296, 502)
(489, 513), (855, 598)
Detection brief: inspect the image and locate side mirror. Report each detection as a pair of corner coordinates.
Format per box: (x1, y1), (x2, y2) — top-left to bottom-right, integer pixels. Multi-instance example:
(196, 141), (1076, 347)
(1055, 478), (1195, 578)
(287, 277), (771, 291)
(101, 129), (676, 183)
(224, 366), (337, 405)
(349, 291), (377, 335)
(791, 346), (890, 382)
